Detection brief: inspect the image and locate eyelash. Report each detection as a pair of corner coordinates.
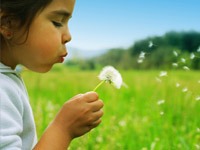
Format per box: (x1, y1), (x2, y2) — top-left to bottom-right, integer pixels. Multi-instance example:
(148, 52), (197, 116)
(52, 21), (63, 27)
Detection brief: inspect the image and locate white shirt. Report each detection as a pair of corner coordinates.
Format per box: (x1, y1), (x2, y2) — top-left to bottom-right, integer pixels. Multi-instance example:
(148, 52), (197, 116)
(0, 63), (37, 150)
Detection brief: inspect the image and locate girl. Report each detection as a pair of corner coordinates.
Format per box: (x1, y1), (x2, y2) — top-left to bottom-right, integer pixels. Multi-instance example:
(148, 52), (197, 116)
(0, 0), (104, 149)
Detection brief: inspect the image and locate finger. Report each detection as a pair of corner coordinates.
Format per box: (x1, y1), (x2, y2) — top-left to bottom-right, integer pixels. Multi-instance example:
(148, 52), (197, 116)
(90, 100), (104, 112)
(70, 93), (83, 100)
(84, 91), (99, 103)
(87, 110), (103, 125)
(89, 119), (102, 129)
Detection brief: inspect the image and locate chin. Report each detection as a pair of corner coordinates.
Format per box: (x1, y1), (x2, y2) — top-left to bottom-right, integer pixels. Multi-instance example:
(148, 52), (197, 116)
(30, 65), (53, 73)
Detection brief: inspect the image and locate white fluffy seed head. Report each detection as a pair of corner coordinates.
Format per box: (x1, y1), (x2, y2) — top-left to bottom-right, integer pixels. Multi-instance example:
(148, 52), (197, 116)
(98, 66), (123, 89)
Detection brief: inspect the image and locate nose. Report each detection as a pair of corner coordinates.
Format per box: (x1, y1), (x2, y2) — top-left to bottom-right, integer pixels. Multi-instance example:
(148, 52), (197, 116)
(62, 28), (72, 44)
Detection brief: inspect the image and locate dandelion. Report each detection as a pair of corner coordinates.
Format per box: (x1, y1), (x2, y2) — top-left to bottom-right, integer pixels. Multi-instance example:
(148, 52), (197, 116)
(159, 71), (167, 77)
(157, 99), (165, 105)
(93, 66), (123, 91)
(190, 53), (195, 59)
(183, 66), (190, 71)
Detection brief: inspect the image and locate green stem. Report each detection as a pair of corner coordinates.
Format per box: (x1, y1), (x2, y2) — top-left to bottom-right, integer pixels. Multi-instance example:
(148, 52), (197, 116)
(93, 80), (105, 92)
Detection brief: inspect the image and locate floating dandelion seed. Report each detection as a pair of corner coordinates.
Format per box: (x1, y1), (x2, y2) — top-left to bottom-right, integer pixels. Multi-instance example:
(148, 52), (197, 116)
(183, 66), (190, 71)
(181, 58), (186, 63)
(172, 63), (178, 67)
(118, 120), (127, 127)
(159, 71), (167, 77)
(176, 83), (180, 87)
(155, 77), (162, 83)
(182, 87), (188, 93)
(160, 111), (164, 115)
(148, 41), (153, 48)
(93, 66), (123, 91)
(190, 53), (195, 59)
(157, 99), (165, 105)
(197, 46), (200, 52)
(173, 50), (178, 57)
(96, 136), (103, 143)
(137, 51), (146, 63)
(139, 51), (146, 59)
(137, 59), (143, 63)
(195, 96), (200, 101)
(195, 144), (200, 150)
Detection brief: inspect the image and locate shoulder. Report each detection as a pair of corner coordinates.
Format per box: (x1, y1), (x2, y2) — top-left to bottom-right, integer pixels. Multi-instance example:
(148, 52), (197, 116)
(0, 72), (24, 115)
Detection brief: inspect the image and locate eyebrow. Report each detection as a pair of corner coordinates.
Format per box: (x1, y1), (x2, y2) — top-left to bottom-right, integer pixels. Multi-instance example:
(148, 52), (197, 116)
(50, 10), (72, 18)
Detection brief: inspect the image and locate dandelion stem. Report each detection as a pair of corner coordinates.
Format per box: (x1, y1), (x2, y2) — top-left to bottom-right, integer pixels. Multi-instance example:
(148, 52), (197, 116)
(93, 80), (105, 92)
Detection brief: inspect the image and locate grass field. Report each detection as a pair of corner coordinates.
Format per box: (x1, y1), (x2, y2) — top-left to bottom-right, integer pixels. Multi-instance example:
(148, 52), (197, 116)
(22, 65), (200, 150)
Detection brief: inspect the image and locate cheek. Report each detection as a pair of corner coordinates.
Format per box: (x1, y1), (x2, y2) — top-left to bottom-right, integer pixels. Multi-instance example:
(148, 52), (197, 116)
(29, 32), (61, 56)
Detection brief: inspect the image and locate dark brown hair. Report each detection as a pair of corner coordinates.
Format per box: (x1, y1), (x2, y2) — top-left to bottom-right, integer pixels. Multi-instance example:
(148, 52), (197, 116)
(0, 0), (52, 45)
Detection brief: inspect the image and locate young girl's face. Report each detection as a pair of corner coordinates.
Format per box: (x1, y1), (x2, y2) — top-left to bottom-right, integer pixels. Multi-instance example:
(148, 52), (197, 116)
(9, 0), (75, 72)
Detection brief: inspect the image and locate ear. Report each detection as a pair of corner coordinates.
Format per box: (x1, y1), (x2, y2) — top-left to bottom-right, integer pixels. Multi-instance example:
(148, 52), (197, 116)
(0, 26), (13, 39)
(0, 13), (13, 39)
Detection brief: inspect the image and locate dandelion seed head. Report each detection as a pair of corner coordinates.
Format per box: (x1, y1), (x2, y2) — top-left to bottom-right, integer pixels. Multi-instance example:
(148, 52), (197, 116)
(183, 66), (190, 71)
(159, 71), (167, 77)
(98, 66), (123, 89)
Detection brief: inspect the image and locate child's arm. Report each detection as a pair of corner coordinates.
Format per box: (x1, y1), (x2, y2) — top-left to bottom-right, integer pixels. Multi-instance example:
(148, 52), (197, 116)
(33, 92), (104, 150)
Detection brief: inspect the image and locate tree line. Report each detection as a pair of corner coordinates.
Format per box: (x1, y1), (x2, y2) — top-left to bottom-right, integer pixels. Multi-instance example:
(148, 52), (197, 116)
(66, 31), (200, 70)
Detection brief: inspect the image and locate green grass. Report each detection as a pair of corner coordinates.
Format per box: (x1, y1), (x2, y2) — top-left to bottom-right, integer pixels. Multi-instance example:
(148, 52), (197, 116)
(22, 66), (200, 150)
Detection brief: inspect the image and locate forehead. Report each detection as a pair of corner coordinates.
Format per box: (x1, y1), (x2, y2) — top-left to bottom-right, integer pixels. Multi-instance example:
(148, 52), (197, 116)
(42, 0), (75, 16)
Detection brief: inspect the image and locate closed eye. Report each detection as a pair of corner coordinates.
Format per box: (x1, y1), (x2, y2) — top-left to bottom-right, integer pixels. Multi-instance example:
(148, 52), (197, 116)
(52, 21), (63, 28)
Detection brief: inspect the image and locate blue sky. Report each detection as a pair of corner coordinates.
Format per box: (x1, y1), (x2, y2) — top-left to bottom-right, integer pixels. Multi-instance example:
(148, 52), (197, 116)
(67, 0), (200, 51)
